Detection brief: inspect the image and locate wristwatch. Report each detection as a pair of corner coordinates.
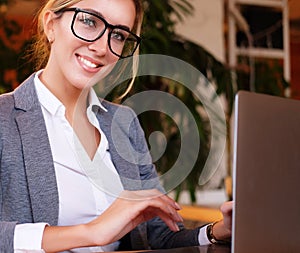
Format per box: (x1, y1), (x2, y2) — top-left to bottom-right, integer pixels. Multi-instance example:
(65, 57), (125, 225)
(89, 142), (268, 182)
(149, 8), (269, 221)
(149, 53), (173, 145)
(206, 221), (230, 245)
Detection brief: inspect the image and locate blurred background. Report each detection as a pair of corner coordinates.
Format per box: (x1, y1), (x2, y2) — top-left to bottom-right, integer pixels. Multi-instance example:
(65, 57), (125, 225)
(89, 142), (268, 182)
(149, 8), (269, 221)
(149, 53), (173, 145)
(0, 0), (299, 225)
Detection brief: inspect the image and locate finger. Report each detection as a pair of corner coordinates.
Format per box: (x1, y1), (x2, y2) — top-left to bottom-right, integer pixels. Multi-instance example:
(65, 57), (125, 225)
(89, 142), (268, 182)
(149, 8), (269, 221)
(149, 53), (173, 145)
(143, 206), (181, 232)
(146, 197), (183, 223)
(131, 200), (183, 232)
(119, 190), (183, 227)
(159, 194), (182, 211)
(140, 189), (182, 211)
(121, 189), (182, 214)
(122, 189), (181, 210)
(220, 201), (233, 215)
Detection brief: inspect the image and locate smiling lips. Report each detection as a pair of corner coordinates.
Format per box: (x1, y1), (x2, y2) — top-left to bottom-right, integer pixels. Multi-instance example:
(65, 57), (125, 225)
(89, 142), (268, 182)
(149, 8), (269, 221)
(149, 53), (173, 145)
(77, 55), (103, 71)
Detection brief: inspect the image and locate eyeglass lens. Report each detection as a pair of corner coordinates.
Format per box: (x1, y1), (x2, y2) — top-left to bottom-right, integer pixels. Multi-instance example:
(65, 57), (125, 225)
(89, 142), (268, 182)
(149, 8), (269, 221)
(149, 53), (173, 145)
(73, 10), (139, 58)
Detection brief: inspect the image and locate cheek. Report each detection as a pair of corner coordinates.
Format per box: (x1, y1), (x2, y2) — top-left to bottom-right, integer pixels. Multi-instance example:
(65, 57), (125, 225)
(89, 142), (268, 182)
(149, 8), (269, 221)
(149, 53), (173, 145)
(108, 54), (120, 63)
(104, 48), (121, 65)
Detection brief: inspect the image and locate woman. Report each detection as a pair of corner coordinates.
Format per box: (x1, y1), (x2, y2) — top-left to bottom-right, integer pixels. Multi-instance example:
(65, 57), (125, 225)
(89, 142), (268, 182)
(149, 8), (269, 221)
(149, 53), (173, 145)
(0, 0), (232, 252)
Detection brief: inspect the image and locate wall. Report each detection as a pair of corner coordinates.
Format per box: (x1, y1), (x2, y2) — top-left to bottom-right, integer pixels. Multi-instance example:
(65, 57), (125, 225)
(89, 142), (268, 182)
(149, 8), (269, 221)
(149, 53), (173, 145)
(175, 0), (225, 63)
(175, 0), (228, 191)
(176, 0), (300, 100)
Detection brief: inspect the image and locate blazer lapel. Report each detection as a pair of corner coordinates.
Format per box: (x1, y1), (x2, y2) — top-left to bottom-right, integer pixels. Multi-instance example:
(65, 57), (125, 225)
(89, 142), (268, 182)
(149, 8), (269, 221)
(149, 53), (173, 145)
(97, 106), (148, 250)
(14, 76), (59, 225)
(97, 107), (142, 190)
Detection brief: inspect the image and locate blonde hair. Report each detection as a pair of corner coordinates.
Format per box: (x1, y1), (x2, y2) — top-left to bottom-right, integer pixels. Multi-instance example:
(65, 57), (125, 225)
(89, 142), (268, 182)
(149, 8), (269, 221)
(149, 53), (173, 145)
(30, 0), (144, 97)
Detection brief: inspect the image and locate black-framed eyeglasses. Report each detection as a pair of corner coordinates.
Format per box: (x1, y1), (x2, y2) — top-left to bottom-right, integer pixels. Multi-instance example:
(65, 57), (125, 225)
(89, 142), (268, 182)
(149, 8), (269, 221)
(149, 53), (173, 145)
(55, 8), (141, 58)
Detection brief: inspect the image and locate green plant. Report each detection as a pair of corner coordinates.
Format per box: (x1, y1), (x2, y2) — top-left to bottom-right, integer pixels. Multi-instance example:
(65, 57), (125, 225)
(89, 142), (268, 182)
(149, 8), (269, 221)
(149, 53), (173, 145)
(111, 1), (289, 203)
(107, 0), (234, 203)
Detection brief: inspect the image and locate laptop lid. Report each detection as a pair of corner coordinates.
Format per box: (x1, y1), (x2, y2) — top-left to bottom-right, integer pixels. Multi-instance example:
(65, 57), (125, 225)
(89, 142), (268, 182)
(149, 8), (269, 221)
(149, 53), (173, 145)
(232, 91), (300, 253)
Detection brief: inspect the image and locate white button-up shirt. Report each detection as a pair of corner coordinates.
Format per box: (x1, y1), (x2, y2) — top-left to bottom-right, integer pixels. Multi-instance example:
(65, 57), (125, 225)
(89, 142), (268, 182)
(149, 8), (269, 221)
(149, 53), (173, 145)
(14, 71), (123, 252)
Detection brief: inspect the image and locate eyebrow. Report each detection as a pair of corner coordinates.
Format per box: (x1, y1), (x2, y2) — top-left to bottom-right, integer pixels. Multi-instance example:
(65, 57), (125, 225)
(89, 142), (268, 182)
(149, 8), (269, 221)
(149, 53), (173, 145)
(83, 8), (131, 31)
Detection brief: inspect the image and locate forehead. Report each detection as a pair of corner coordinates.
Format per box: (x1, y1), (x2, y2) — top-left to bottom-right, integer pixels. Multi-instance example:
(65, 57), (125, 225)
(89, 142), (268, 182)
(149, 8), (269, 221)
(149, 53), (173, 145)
(72, 0), (136, 28)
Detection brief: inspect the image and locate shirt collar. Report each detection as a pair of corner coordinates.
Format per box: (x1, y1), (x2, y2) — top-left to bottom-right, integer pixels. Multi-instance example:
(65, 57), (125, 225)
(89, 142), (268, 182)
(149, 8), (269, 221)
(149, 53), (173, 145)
(34, 70), (107, 116)
(34, 70), (64, 116)
(88, 86), (108, 113)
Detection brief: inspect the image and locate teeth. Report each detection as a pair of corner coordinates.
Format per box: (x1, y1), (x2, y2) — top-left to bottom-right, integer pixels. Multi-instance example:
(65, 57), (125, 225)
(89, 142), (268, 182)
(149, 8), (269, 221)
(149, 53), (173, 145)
(78, 56), (98, 68)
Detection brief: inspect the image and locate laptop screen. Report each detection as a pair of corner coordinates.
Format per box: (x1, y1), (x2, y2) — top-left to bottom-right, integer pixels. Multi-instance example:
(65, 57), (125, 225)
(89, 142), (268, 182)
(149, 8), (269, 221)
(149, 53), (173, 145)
(232, 91), (300, 253)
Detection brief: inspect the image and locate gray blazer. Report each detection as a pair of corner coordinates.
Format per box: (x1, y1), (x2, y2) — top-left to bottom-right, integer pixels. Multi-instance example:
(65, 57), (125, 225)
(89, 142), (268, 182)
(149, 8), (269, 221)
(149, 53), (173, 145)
(0, 74), (199, 252)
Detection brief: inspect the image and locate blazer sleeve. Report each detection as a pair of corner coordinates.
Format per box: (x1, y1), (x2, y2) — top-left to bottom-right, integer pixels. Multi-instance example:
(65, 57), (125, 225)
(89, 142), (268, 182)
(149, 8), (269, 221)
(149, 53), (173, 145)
(0, 222), (17, 252)
(0, 95), (17, 252)
(147, 217), (200, 249)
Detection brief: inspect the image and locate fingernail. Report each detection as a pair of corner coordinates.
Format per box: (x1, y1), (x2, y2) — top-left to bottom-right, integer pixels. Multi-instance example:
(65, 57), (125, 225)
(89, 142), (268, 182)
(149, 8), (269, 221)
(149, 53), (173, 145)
(174, 222), (180, 231)
(175, 202), (182, 210)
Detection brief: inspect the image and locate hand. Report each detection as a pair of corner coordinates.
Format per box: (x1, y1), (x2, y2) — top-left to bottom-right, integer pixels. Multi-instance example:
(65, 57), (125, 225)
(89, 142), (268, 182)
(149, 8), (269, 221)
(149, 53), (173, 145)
(211, 201), (233, 241)
(42, 189), (183, 252)
(86, 189), (183, 246)
(220, 200), (233, 232)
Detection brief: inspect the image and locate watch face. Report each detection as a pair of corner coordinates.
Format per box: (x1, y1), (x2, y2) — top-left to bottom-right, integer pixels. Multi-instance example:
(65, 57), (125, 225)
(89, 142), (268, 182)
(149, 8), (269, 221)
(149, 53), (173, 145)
(207, 223), (231, 245)
(206, 223), (215, 243)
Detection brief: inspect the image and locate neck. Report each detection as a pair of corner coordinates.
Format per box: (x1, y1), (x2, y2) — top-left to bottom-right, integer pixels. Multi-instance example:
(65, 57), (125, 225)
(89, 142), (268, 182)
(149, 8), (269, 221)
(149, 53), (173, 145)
(40, 70), (89, 108)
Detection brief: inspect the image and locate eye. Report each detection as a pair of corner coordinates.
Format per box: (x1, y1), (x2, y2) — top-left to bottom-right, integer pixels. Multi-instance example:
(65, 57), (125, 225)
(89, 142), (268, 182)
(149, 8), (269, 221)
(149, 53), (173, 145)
(78, 13), (97, 28)
(111, 29), (128, 43)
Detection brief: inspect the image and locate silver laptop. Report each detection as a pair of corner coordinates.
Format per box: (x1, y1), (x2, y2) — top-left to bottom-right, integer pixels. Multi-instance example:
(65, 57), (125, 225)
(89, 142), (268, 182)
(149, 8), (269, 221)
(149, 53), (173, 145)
(232, 91), (300, 253)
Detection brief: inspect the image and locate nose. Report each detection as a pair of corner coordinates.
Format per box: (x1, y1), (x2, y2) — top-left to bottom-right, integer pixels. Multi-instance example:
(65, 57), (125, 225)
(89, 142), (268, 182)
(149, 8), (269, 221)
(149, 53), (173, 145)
(88, 30), (110, 55)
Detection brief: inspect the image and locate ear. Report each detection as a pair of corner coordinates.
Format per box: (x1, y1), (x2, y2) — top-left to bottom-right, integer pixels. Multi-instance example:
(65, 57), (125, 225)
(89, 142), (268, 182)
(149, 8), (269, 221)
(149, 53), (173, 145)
(43, 10), (56, 43)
